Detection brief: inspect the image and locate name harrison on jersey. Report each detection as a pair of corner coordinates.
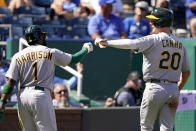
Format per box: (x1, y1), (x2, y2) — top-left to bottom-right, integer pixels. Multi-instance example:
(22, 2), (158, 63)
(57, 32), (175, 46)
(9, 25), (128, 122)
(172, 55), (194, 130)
(16, 51), (53, 66)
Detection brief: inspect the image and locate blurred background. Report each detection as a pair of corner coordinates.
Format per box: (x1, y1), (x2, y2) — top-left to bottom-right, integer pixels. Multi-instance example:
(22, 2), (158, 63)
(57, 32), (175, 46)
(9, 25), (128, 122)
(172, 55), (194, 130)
(0, 0), (196, 131)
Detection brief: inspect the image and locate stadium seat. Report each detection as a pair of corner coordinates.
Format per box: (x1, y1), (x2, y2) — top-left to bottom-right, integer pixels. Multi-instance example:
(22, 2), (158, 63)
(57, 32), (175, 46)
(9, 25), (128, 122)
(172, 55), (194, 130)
(13, 5), (46, 16)
(33, 0), (53, 7)
(42, 26), (55, 38)
(54, 26), (70, 38)
(13, 6), (32, 15)
(0, 27), (9, 41)
(31, 6), (46, 15)
(12, 26), (23, 39)
(0, 7), (10, 15)
(67, 17), (90, 39)
(1, 16), (32, 25)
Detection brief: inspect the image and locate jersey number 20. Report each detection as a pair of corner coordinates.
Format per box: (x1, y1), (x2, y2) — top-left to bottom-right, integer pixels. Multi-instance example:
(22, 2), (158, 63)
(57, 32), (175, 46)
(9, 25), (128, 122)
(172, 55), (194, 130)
(159, 51), (181, 70)
(32, 62), (38, 81)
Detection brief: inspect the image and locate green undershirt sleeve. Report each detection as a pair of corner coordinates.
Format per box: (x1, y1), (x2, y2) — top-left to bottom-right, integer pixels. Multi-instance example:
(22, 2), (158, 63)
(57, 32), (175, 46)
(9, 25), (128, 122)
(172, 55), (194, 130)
(70, 48), (88, 64)
(2, 84), (14, 94)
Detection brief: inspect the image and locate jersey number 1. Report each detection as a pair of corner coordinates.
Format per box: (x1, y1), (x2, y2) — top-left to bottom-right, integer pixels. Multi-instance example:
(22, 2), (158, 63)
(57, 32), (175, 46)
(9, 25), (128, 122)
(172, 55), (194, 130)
(32, 62), (38, 81)
(159, 51), (181, 70)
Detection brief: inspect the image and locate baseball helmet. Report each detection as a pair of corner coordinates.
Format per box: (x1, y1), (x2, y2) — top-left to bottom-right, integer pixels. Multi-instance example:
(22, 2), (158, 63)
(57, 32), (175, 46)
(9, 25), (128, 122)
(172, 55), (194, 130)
(146, 8), (174, 28)
(25, 25), (47, 44)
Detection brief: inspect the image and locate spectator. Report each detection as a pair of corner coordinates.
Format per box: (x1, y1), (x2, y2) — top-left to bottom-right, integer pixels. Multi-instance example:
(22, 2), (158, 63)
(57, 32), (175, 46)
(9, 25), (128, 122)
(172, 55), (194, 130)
(53, 83), (81, 108)
(50, 0), (78, 21)
(8, 0), (33, 14)
(123, 1), (151, 39)
(78, 6), (93, 18)
(0, 0), (10, 17)
(0, 55), (9, 74)
(0, 56), (9, 98)
(156, 0), (169, 8)
(54, 62), (83, 89)
(105, 71), (143, 107)
(88, 0), (126, 39)
(0, 0), (7, 7)
(186, 0), (196, 37)
(80, 0), (124, 16)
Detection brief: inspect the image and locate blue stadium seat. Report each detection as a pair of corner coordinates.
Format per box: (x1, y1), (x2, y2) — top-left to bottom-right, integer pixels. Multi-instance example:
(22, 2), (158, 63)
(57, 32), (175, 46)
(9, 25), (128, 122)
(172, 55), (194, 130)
(54, 26), (70, 38)
(0, 27), (9, 41)
(42, 26), (55, 38)
(13, 6), (46, 15)
(13, 6), (32, 15)
(12, 26), (24, 39)
(17, 16), (33, 25)
(31, 6), (46, 15)
(33, 0), (52, 7)
(0, 7), (10, 15)
(1, 16), (32, 25)
(1, 16), (18, 24)
(67, 17), (90, 39)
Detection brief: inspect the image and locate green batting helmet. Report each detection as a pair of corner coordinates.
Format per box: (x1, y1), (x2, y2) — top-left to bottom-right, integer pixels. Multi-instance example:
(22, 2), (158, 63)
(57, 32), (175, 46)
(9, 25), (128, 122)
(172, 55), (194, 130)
(146, 8), (174, 28)
(25, 25), (47, 44)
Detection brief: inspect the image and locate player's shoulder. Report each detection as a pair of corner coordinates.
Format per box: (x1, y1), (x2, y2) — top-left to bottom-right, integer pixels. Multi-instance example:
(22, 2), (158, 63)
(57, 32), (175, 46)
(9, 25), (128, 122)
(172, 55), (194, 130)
(49, 48), (63, 54)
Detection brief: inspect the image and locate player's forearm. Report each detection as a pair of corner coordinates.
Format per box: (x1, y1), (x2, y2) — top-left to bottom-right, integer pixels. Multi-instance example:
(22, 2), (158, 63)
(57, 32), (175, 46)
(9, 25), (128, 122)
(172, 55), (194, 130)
(0, 78), (16, 101)
(70, 48), (88, 64)
(188, 2), (196, 10)
(178, 70), (190, 91)
(107, 39), (138, 49)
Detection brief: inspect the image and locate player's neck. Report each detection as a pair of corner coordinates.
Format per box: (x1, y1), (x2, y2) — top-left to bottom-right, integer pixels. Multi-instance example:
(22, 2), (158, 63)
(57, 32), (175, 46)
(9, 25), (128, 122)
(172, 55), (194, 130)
(157, 27), (171, 34)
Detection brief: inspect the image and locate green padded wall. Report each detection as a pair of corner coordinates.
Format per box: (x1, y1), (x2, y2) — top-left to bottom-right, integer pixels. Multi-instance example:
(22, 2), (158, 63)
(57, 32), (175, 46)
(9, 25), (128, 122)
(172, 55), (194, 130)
(174, 39), (196, 131)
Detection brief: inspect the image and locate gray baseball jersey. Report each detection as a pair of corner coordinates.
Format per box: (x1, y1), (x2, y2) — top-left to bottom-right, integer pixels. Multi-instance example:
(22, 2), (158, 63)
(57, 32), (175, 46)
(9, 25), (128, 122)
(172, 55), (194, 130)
(6, 45), (72, 91)
(108, 32), (190, 82)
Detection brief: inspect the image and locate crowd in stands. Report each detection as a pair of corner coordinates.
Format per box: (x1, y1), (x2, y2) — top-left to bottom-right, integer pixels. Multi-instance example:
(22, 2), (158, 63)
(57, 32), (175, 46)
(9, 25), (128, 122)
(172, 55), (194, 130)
(0, 0), (194, 108)
(0, 0), (192, 41)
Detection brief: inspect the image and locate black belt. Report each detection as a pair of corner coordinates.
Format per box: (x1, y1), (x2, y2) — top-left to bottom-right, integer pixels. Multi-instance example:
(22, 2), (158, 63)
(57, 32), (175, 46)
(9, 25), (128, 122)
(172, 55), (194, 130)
(147, 79), (177, 84)
(21, 86), (45, 91)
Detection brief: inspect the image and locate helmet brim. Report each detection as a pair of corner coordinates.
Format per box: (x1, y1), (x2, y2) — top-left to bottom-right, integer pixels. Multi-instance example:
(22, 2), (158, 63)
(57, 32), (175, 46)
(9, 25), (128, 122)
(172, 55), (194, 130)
(146, 15), (160, 20)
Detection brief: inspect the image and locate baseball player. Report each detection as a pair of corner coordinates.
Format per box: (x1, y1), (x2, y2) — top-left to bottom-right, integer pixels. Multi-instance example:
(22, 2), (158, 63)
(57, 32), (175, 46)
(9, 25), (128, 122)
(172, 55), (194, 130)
(95, 8), (190, 131)
(0, 25), (93, 131)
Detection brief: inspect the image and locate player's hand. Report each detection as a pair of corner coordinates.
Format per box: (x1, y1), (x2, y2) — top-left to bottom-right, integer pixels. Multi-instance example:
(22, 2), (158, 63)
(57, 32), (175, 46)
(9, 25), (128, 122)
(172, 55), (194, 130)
(94, 38), (108, 48)
(82, 42), (93, 53)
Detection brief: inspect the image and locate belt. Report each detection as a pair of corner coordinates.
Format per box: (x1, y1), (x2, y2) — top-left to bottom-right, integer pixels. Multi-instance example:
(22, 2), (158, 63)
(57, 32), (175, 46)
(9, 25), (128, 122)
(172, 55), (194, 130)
(147, 79), (178, 84)
(21, 86), (45, 91)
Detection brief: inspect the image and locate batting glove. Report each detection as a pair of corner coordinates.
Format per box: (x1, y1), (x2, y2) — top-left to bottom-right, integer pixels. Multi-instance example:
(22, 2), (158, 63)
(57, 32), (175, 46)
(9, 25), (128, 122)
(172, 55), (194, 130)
(82, 42), (93, 53)
(94, 38), (108, 48)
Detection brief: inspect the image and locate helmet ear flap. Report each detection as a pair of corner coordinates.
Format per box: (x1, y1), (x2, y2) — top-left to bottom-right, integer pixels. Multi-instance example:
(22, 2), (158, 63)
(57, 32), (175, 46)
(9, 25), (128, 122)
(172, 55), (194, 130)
(25, 25), (43, 45)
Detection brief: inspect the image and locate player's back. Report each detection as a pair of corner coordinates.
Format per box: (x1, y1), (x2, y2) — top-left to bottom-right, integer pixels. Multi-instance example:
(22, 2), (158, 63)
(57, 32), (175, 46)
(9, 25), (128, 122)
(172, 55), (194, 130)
(13, 45), (56, 89)
(141, 32), (189, 82)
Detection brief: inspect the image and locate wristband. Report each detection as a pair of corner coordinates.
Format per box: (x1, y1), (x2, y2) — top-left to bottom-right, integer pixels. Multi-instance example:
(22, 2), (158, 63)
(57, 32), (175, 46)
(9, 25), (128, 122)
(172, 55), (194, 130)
(2, 84), (14, 94)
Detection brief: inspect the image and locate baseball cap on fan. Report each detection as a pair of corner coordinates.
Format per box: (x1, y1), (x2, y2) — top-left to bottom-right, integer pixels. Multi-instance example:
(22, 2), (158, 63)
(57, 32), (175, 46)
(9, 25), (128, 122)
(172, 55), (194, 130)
(135, 1), (149, 11)
(128, 71), (140, 81)
(99, 0), (116, 5)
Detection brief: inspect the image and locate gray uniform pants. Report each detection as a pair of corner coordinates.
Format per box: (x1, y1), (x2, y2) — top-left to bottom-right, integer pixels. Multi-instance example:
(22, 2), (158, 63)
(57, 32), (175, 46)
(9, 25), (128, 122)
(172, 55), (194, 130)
(140, 82), (179, 131)
(17, 87), (57, 131)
